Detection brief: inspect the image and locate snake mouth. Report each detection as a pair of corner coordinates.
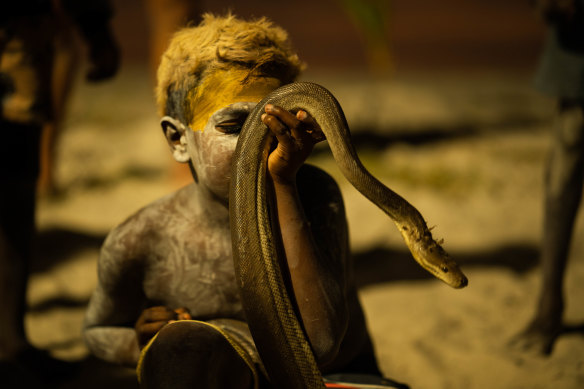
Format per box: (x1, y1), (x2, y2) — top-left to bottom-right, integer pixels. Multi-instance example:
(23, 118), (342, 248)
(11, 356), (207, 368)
(438, 263), (468, 288)
(407, 236), (468, 289)
(457, 276), (469, 288)
(426, 260), (468, 288)
(430, 254), (468, 289)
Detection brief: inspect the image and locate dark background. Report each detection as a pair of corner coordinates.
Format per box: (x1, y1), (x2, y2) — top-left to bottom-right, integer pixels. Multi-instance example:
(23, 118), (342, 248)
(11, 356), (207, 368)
(112, 0), (545, 73)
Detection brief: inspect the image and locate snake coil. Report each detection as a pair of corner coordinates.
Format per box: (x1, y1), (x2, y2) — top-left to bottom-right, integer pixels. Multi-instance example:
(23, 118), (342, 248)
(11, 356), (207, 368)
(229, 82), (467, 389)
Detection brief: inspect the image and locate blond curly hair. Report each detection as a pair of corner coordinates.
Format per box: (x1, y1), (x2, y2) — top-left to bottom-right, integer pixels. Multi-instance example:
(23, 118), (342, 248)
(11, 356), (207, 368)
(156, 13), (304, 123)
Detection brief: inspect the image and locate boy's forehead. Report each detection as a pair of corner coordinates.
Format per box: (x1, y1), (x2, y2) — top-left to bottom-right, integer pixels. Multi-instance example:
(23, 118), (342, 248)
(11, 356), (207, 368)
(189, 69), (282, 132)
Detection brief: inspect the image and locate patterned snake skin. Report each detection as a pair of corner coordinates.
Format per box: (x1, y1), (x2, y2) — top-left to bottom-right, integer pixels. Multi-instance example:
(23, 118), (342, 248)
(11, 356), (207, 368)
(229, 82), (468, 389)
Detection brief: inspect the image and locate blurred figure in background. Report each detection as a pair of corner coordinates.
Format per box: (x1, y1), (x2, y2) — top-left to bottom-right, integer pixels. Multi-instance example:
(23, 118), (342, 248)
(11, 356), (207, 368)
(0, 0), (119, 384)
(37, 4), (83, 197)
(38, 0), (203, 196)
(512, 0), (584, 355)
(145, 0), (202, 82)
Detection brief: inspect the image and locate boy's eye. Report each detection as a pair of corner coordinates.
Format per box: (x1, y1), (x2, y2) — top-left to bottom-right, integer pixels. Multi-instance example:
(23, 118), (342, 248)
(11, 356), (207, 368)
(215, 121), (243, 134)
(215, 111), (250, 134)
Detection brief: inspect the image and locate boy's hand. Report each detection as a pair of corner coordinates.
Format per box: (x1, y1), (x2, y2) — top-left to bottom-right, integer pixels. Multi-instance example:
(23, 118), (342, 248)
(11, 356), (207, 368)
(261, 104), (325, 184)
(134, 306), (191, 349)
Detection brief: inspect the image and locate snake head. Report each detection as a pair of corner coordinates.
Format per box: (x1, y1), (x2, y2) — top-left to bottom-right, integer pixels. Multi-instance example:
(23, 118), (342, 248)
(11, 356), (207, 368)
(423, 245), (468, 289)
(401, 227), (468, 289)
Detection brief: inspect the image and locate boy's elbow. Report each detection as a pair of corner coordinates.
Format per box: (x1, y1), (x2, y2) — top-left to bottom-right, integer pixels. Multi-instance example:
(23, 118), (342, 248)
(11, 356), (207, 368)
(304, 283), (350, 366)
(312, 331), (342, 367)
(83, 326), (141, 367)
(310, 310), (348, 367)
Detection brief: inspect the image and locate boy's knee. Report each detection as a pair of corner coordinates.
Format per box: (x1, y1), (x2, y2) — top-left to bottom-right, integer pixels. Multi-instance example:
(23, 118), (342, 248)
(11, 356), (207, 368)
(139, 321), (255, 389)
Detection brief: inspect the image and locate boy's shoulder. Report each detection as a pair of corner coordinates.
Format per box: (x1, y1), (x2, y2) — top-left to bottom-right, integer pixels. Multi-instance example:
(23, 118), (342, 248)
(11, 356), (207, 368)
(118, 184), (194, 227)
(101, 184), (197, 254)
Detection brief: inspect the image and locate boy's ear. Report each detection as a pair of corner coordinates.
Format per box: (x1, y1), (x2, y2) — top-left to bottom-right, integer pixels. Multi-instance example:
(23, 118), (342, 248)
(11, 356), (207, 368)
(161, 116), (190, 163)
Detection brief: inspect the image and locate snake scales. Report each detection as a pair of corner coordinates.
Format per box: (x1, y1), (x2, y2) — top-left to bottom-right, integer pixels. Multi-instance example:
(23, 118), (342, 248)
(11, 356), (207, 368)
(229, 82), (468, 389)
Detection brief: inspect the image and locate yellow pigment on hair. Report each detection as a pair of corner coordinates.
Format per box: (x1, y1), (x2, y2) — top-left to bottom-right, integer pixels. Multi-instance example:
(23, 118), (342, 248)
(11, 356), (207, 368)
(189, 69), (282, 132)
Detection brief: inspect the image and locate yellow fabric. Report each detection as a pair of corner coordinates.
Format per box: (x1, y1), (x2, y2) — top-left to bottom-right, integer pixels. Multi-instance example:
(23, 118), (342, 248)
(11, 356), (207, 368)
(136, 319), (259, 388)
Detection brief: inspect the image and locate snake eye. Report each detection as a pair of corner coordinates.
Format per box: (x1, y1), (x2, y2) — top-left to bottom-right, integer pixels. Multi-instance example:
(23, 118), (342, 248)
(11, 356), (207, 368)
(441, 266), (449, 273)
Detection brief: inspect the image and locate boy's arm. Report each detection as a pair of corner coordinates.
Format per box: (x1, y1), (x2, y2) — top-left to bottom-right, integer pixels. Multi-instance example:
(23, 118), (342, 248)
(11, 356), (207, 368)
(262, 105), (350, 366)
(83, 228), (147, 367)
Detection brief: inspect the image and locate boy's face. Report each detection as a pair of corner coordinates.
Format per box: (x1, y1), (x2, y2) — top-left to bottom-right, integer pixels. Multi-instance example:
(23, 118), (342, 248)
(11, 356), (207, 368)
(185, 74), (283, 200)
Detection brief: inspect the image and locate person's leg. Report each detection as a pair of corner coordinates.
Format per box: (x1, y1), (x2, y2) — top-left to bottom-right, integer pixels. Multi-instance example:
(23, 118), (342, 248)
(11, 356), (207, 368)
(138, 320), (257, 389)
(0, 121), (40, 361)
(0, 183), (35, 360)
(513, 99), (584, 354)
(38, 14), (81, 197)
(0, 121), (76, 387)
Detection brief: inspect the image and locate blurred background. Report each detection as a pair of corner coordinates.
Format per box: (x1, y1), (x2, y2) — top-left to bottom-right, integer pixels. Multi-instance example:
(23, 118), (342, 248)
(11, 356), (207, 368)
(25, 0), (584, 388)
(116, 0), (543, 72)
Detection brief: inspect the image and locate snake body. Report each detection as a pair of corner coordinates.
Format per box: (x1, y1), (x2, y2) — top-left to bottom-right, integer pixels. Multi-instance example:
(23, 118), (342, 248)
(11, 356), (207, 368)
(229, 82), (468, 389)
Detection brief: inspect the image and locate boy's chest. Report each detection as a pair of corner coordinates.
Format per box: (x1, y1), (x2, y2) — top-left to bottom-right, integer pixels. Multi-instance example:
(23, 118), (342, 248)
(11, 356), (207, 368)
(143, 227), (244, 319)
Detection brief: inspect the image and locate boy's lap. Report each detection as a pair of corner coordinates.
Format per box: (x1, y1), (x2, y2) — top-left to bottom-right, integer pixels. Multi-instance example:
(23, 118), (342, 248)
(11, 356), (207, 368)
(137, 319), (262, 388)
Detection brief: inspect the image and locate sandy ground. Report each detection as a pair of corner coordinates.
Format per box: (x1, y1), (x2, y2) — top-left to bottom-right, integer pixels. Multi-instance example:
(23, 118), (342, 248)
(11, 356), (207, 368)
(27, 65), (584, 388)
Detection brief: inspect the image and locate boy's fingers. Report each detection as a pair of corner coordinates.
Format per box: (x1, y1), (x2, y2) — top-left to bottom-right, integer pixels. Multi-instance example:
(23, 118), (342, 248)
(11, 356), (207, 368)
(139, 321), (169, 335)
(297, 110), (323, 130)
(262, 113), (294, 148)
(296, 110), (313, 124)
(143, 306), (176, 322)
(265, 104), (301, 130)
(174, 307), (190, 315)
(263, 105), (323, 144)
(296, 110), (325, 141)
(174, 307), (192, 320)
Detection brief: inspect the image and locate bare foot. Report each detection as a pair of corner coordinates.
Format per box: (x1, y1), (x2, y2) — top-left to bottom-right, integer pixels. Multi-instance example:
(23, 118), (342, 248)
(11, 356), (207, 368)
(508, 318), (563, 356)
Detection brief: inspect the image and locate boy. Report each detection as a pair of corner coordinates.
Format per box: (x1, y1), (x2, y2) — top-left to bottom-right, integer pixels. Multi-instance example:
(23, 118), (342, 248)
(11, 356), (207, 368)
(84, 13), (389, 388)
